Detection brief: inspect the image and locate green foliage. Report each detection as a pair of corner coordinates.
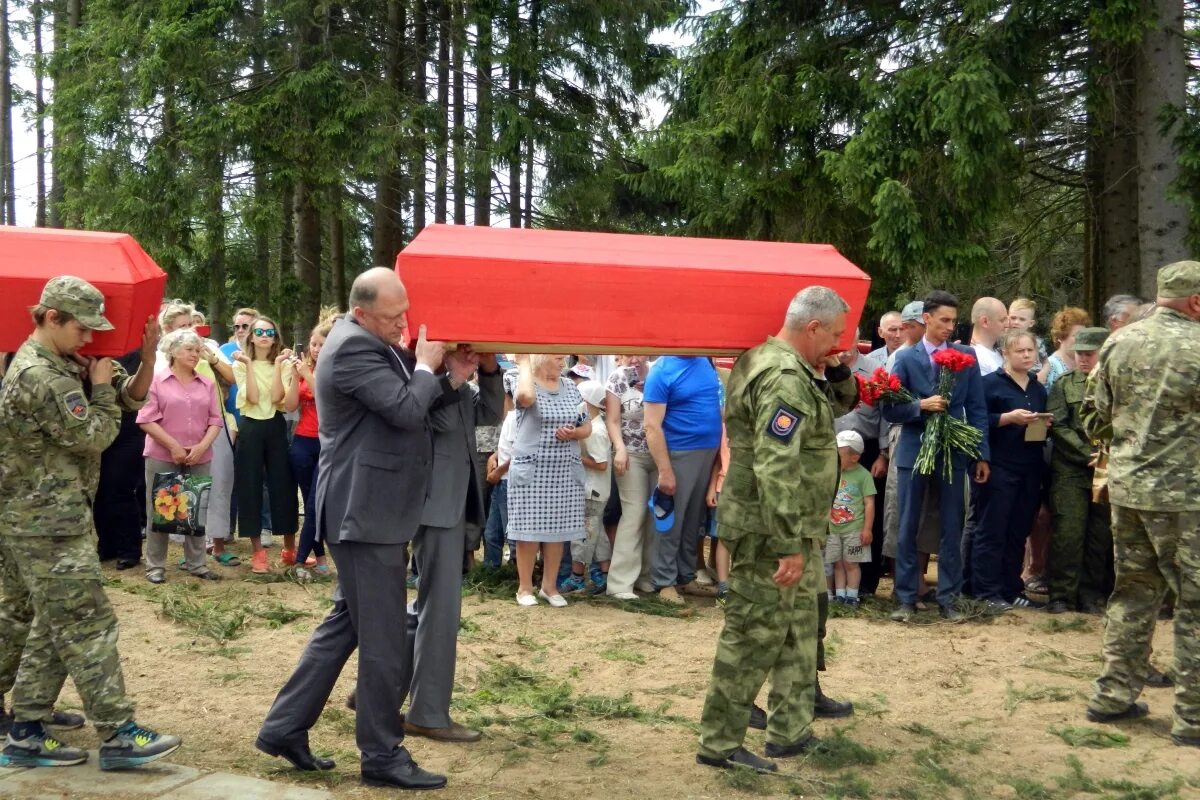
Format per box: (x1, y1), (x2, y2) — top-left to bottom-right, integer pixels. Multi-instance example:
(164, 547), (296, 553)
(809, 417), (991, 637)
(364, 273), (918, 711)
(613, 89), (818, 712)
(1048, 725), (1131, 749)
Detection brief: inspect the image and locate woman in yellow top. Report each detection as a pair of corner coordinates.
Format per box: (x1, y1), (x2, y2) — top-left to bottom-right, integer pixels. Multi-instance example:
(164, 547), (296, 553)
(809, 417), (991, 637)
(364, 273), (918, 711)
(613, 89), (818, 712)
(231, 316), (299, 574)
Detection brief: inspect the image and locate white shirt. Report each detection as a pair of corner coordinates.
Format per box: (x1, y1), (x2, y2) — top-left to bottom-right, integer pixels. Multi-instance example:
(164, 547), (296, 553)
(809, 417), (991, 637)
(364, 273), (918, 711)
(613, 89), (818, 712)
(972, 342), (1004, 376)
(495, 410), (518, 481)
(581, 417), (612, 503)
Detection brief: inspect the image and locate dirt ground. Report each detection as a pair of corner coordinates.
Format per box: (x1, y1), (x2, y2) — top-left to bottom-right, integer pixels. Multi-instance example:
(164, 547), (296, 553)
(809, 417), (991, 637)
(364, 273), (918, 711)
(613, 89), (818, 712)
(23, 545), (1200, 800)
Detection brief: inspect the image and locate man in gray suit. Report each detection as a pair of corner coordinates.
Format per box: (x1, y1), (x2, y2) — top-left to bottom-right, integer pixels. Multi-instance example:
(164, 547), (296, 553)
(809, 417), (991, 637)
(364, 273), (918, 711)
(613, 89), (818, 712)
(256, 268), (474, 792)
(399, 353), (505, 743)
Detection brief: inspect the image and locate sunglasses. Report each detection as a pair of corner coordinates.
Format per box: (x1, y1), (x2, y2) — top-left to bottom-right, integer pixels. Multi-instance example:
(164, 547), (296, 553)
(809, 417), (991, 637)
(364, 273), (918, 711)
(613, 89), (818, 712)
(233, 323), (250, 330)
(252, 328), (276, 337)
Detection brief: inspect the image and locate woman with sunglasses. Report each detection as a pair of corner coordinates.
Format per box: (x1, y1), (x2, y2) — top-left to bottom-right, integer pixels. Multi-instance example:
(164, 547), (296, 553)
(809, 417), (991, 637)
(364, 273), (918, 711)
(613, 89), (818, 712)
(231, 316), (300, 574)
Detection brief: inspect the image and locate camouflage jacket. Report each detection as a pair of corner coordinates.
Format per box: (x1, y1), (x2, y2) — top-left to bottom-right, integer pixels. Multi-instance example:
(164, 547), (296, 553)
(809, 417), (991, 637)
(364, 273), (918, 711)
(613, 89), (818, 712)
(717, 336), (857, 555)
(1084, 308), (1200, 511)
(1047, 369), (1093, 473)
(0, 338), (143, 536)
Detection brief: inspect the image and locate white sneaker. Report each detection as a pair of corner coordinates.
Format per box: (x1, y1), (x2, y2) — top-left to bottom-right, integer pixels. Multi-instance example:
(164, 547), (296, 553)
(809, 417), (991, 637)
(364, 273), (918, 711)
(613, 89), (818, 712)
(261, 531), (274, 548)
(634, 580), (655, 593)
(694, 569), (716, 586)
(516, 592), (539, 607)
(538, 589), (568, 608)
(610, 591), (638, 601)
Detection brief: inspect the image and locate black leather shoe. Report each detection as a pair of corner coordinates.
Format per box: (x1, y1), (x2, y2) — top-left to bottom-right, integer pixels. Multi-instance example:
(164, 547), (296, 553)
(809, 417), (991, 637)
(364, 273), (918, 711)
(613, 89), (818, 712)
(764, 735), (817, 758)
(1172, 734), (1200, 748)
(1046, 600), (1070, 615)
(696, 746), (777, 772)
(1145, 667), (1174, 688)
(362, 759), (447, 790)
(115, 558), (140, 571)
(255, 736), (336, 771)
(1086, 702), (1149, 724)
(748, 703), (766, 731)
(346, 689), (356, 711)
(814, 690), (853, 719)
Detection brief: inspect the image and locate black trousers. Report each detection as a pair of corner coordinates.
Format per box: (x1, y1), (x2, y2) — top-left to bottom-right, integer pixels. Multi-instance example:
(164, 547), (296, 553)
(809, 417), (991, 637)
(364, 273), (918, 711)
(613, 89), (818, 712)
(972, 462), (1043, 602)
(93, 421), (146, 562)
(258, 540), (412, 769)
(855, 438), (887, 595)
(234, 415), (298, 538)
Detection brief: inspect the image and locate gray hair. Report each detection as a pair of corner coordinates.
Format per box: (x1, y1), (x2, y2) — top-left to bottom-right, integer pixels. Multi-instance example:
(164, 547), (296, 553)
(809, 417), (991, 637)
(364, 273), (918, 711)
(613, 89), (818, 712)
(159, 301), (195, 332)
(1102, 294), (1141, 325)
(160, 329), (205, 359)
(784, 286), (850, 329)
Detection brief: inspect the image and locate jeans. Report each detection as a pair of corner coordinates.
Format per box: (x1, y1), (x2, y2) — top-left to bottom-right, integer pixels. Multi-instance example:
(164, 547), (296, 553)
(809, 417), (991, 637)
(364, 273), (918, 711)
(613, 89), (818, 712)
(289, 434), (325, 562)
(482, 481), (509, 568)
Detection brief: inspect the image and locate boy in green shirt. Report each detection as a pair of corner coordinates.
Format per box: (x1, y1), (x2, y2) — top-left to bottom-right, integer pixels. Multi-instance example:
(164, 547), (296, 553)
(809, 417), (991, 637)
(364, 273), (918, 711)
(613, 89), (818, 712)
(825, 431), (877, 606)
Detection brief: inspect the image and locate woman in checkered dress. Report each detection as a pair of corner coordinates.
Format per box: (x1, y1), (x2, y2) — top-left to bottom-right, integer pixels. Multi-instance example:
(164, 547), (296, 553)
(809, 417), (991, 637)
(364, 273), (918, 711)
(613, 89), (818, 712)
(508, 354), (591, 607)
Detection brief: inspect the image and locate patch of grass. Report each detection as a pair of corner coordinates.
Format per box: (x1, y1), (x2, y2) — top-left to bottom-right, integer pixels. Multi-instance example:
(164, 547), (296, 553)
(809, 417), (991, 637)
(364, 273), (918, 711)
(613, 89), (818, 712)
(1022, 647), (1101, 680)
(1003, 680), (1079, 715)
(719, 766), (771, 795)
(1053, 755), (1186, 800)
(317, 706), (356, 736)
(1035, 616), (1090, 633)
(805, 727), (888, 769)
(1049, 725), (1130, 748)
(252, 600), (308, 627)
(852, 692), (889, 717)
(1007, 778), (1054, 800)
(599, 647), (646, 665)
(587, 751), (609, 768)
(911, 746), (968, 789)
(515, 635), (546, 652)
(824, 630), (843, 662)
(158, 591), (249, 642)
(826, 773), (873, 799)
(458, 617), (481, 637)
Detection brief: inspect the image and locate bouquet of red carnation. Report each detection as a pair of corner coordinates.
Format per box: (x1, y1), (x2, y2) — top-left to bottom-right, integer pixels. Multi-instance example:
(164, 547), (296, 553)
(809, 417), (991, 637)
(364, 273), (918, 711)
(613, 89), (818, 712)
(857, 367), (914, 407)
(915, 349), (984, 480)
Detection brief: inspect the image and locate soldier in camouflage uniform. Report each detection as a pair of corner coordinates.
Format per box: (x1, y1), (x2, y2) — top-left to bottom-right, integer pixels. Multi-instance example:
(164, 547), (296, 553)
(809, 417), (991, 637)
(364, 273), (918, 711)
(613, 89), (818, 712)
(1045, 327), (1113, 615)
(0, 276), (183, 770)
(697, 287), (857, 772)
(1083, 261), (1200, 748)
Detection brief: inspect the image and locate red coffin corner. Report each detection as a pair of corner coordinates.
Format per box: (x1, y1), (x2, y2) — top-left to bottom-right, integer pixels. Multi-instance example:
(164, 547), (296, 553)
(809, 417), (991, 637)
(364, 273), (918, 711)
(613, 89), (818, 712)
(396, 225), (871, 355)
(0, 227), (167, 357)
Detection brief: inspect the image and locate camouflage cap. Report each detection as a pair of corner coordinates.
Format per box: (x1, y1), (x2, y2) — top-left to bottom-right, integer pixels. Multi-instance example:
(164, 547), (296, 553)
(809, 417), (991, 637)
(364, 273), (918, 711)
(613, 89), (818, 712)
(1072, 327), (1109, 352)
(1156, 260), (1200, 299)
(38, 275), (115, 331)
(900, 301), (926, 323)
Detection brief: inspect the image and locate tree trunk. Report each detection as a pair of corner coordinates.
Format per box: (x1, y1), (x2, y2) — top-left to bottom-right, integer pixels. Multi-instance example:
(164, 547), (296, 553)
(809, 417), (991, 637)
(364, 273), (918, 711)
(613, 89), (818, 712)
(293, 181), (321, 337)
(49, 0), (82, 227)
(472, 0), (492, 226)
(33, 0), (46, 227)
(1134, 0), (1189, 291)
(1, 0), (12, 224)
(433, 0), (449, 223)
(205, 151), (227, 341)
(451, 0), (466, 225)
(412, 0), (428, 234)
(279, 180), (294, 323)
(330, 185), (346, 310)
(505, 0), (520, 228)
(373, 0), (405, 264)
(521, 0), (538, 228)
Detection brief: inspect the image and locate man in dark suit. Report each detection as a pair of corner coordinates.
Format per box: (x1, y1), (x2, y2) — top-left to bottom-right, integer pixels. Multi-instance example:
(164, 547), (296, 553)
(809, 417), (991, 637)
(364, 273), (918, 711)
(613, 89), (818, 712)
(398, 354), (504, 743)
(256, 267), (474, 791)
(882, 291), (991, 622)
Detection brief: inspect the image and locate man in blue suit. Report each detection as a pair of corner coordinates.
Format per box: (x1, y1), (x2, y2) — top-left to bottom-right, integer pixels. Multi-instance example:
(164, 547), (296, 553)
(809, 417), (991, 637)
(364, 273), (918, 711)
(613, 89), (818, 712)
(882, 291), (990, 621)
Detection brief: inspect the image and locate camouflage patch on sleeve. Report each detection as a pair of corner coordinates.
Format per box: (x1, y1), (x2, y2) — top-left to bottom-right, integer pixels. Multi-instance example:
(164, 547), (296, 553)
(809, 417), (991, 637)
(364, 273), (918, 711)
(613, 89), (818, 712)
(61, 389), (88, 422)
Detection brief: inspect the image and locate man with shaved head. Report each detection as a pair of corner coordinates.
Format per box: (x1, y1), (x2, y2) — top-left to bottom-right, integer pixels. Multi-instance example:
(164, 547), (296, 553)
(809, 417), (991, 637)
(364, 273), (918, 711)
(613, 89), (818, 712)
(867, 311), (904, 364)
(969, 298), (1006, 377)
(257, 267), (476, 790)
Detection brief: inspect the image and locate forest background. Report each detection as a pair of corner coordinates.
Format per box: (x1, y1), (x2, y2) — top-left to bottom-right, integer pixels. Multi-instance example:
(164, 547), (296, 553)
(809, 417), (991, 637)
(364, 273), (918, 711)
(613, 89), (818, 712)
(0, 0), (1197, 342)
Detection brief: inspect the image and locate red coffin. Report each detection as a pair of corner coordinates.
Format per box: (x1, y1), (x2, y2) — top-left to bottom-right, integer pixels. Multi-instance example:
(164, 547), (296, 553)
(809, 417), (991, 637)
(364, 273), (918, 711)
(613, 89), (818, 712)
(0, 227), (167, 357)
(397, 225), (871, 355)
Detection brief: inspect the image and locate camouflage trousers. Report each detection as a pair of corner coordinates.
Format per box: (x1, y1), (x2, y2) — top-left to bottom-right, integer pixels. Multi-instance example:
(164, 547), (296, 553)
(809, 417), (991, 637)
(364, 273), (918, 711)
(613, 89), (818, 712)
(698, 535), (820, 759)
(1046, 473), (1113, 608)
(1089, 506), (1200, 739)
(0, 533), (134, 736)
(0, 541), (32, 697)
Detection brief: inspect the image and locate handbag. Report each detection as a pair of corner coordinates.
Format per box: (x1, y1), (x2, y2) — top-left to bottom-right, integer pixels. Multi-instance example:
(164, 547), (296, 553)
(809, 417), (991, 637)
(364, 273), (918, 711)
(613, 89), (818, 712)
(151, 468), (213, 536)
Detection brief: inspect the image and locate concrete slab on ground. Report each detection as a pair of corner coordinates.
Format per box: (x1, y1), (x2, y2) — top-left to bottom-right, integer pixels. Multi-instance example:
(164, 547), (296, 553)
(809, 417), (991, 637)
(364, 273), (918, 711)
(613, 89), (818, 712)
(0, 752), (200, 798)
(172, 773), (333, 800)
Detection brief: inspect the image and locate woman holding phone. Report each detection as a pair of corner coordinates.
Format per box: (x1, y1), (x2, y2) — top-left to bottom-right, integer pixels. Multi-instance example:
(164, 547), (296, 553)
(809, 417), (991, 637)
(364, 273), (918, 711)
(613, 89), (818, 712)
(970, 330), (1050, 611)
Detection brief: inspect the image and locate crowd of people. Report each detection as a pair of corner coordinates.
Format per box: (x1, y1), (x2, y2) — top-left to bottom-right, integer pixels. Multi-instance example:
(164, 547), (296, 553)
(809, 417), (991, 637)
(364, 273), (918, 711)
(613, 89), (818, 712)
(0, 262), (1194, 790)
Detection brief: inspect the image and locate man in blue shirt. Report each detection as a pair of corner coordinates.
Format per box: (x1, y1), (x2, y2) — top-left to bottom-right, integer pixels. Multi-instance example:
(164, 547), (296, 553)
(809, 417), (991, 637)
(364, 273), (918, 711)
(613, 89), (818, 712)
(643, 356), (723, 604)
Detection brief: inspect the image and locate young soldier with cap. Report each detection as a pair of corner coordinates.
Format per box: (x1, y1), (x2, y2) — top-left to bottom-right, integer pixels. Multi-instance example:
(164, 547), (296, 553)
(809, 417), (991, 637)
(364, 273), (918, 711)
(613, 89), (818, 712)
(1045, 327), (1113, 615)
(0, 276), (182, 770)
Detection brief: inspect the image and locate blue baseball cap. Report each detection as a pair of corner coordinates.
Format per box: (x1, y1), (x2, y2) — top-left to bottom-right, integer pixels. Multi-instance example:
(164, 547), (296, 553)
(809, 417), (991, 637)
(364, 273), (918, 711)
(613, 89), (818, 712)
(648, 487), (675, 533)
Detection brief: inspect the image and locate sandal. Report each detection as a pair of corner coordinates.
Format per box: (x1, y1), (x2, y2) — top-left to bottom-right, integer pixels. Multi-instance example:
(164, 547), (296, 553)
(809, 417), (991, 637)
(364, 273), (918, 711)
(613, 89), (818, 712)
(211, 552), (241, 567)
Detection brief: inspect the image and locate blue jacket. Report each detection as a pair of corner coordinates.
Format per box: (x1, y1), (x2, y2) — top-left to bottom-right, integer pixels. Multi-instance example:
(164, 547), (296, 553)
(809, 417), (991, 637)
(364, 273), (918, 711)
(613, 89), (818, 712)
(881, 342), (991, 469)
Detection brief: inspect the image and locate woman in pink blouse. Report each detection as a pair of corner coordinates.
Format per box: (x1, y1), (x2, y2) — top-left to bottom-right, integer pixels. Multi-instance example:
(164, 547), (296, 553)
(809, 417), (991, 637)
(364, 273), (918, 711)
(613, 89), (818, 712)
(137, 330), (224, 584)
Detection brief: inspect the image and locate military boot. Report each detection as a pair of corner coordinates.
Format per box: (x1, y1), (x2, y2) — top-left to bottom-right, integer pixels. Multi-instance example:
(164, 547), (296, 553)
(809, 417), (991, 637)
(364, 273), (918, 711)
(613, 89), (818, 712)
(0, 722), (88, 767)
(814, 679), (854, 718)
(98, 721), (181, 771)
